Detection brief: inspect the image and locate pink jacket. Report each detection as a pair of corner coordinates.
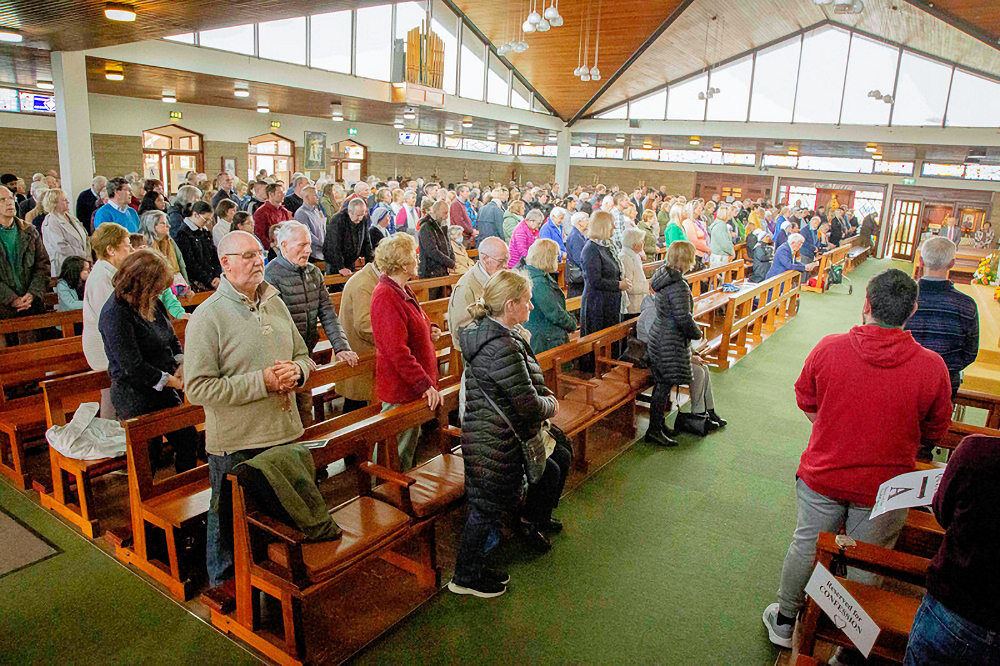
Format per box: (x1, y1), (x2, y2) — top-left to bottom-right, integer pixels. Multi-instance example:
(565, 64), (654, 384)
(508, 220), (539, 268)
(682, 218), (710, 257)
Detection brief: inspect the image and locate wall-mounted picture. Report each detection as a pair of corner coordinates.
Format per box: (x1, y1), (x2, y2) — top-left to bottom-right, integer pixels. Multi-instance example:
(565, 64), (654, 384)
(221, 157), (237, 175)
(304, 131), (327, 170)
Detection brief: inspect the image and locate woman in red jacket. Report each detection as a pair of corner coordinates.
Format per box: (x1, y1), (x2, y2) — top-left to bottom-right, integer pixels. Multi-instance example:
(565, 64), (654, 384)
(370, 233), (442, 470)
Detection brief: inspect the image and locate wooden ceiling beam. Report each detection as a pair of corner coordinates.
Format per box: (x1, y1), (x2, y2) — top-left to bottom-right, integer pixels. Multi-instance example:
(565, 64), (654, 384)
(902, 0), (1000, 52)
(566, 0), (695, 126)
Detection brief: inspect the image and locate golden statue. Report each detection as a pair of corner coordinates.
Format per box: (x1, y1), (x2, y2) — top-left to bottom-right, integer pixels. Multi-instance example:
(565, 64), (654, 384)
(828, 194), (841, 211)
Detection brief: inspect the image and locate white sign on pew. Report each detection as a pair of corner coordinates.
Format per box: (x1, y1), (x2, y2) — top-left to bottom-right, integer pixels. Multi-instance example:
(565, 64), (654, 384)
(804, 562), (881, 658)
(869, 468), (946, 520)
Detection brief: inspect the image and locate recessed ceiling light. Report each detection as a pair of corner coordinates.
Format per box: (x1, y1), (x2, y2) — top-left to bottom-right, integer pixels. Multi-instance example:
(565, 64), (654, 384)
(872, 152), (883, 160)
(393, 122), (404, 129)
(104, 65), (124, 81)
(331, 115), (343, 122)
(403, 108), (416, 120)
(616, 136), (625, 143)
(487, 134), (496, 140)
(548, 135), (557, 142)
(36, 79), (54, 90)
(0, 27), (23, 43)
(462, 120), (473, 128)
(788, 147), (798, 155)
(161, 94), (176, 104)
(104, 2), (137, 22)
(510, 128), (519, 135)
(689, 136), (700, 146)
(234, 84), (250, 98)
(444, 128), (454, 135)
(865, 143), (878, 153)
(580, 142), (589, 147)
(712, 144), (722, 152)
(256, 104), (269, 113)
(330, 103), (343, 118)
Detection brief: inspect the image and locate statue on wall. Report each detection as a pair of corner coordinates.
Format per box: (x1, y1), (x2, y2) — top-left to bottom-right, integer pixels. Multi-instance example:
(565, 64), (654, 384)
(829, 193), (841, 211)
(489, 166), (495, 183)
(511, 167), (519, 183)
(463, 168), (469, 182)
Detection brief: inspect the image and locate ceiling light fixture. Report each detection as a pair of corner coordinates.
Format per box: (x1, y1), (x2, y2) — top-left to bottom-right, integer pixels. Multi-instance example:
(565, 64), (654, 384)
(402, 107), (416, 120)
(0, 27), (23, 43)
(393, 121), (404, 129)
(487, 134), (496, 140)
(462, 119), (473, 128)
(330, 103), (344, 119)
(616, 136), (625, 143)
(581, 141), (589, 147)
(788, 146), (799, 155)
(104, 64), (124, 81)
(872, 151), (883, 160)
(510, 128), (520, 135)
(712, 144), (722, 152)
(589, 0), (602, 80)
(544, 0), (563, 27)
(256, 104), (269, 113)
(444, 128), (454, 135)
(36, 79), (54, 90)
(161, 93), (176, 104)
(548, 135), (557, 142)
(865, 143), (878, 153)
(234, 84), (250, 98)
(104, 2), (137, 22)
(689, 136), (700, 146)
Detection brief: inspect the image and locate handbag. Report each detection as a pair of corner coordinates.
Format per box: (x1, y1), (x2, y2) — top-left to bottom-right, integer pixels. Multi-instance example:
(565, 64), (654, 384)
(468, 363), (553, 484)
(565, 259), (584, 285)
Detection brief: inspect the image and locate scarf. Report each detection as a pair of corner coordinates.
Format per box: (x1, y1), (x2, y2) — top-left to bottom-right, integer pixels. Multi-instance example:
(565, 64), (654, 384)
(592, 238), (629, 314)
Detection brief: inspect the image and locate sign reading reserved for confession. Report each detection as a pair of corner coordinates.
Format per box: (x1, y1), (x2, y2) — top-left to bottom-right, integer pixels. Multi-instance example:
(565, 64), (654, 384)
(804, 563), (881, 657)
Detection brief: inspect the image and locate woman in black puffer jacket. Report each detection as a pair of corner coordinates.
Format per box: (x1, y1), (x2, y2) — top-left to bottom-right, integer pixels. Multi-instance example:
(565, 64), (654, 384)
(452, 270), (564, 599)
(646, 240), (725, 446)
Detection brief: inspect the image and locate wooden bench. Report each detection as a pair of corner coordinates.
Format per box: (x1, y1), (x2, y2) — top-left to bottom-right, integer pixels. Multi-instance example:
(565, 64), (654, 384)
(953, 387), (1000, 429)
(108, 404), (210, 601)
(37, 370), (121, 538)
(212, 437), (438, 664)
(802, 244), (851, 293)
(703, 270), (801, 370)
(685, 260), (745, 298)
(0, 308), (82, 345)
(796, 532), (929, 663)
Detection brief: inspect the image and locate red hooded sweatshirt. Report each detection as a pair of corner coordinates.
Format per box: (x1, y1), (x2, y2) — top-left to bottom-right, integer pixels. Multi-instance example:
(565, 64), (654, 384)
(794, 325), (953, 505)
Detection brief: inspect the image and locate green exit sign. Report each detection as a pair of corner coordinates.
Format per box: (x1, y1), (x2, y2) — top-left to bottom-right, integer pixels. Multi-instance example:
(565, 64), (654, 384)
(902, 177), (915, 185)
(348, 127), (358, 136)
(169, 111), (182, 119)
(270, 120), (281, 128)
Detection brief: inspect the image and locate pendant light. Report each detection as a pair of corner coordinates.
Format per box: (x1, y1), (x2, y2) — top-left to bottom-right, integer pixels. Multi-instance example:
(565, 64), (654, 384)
(573, 17), (585, 76)
(589, 0), (602, 80)
(579, 12), (591, 81)
(527, 0), (542, 26)
(544, 0), (563, 27)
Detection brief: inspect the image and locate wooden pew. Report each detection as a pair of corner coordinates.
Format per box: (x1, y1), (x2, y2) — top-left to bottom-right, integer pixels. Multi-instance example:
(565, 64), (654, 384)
(953, 388), (1000, 429)
(802, 244), (851, 293)
(703, 270), (801, 370)
(841, 235), (872, 273)
(0, 308), (81, 344)
(212, 435), (438, 664)
(684, 260), (745, 298)
(796, 532), (928, 663)
(110, 404), (210, 600)
(37, 370), (121, 537)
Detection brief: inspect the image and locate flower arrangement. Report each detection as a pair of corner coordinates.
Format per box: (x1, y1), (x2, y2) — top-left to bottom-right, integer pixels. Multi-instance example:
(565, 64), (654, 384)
(971, 252), (1000, 300)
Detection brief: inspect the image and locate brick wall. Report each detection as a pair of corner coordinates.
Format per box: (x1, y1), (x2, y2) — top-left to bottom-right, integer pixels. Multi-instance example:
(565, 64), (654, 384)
(0, 127), (59, 178)
(367, 151), (555, 186)
(93, 133), (142, 177)
(569, 165), (698, 196)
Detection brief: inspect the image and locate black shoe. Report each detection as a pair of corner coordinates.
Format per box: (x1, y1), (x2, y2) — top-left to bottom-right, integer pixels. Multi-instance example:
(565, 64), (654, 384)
(539, 518), (562, 534)
(708, 410), (727, 428)
(517, 520), (552, 552)
(448, 577), (507, 598)
(699, 413), (721, 432)
(675, 412), (710, 436)
(644, 429), (678, 447)
(483, 567), (510, 585)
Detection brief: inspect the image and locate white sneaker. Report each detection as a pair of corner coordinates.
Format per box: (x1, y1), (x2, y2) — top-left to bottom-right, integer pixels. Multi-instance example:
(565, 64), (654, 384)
(762, 602), (793, 648)
(447, 578), (506, 599)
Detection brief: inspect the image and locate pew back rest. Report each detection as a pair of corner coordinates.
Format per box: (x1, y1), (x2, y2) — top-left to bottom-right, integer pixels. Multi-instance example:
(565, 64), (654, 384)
(0, 308), (82, 339)
(40, 369), (112, 428)
(122, 404), (208, 501)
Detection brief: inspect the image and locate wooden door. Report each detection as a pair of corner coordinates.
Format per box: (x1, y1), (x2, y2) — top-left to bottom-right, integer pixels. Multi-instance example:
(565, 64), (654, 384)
(891, 199), (922, 261)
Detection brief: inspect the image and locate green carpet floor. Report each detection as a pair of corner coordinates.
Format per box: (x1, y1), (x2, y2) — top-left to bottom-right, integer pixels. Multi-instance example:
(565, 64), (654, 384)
(0, 258), (894, 665)
(353, 259), (895, 665)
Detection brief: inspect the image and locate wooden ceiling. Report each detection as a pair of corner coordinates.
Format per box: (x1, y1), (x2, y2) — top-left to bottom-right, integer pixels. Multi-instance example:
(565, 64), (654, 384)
(84, 57), (557, 143)
(587, 0), (1000, 118)
(453, 0), (689, 120)
(905, 0), (1000, 47)
(0, 0), (390, 51)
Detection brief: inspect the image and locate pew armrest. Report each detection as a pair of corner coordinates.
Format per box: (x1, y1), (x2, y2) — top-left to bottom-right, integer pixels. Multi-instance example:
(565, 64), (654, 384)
(442, 424), (462, 440)
(596, 355), (635, 382)
(360, 461), (416, 488)
(247, 510), (309, 545)
(557, 374), (597, 401)
(817, 532), (930, 586)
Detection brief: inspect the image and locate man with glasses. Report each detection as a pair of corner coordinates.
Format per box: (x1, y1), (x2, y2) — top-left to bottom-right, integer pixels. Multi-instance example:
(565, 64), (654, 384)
(94, 176), (140, 233)
(447, 236), (511, 354)
(184, 230), (312, 607)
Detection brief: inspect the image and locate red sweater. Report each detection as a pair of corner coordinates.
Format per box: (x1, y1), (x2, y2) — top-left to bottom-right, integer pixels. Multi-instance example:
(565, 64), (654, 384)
(371, 275), (438, 404)
(253, 201), (292, 250)
(794, 325), (952, 505)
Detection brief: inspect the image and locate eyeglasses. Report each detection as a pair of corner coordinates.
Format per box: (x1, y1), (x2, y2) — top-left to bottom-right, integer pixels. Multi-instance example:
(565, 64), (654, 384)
(224, 250), (265, 261)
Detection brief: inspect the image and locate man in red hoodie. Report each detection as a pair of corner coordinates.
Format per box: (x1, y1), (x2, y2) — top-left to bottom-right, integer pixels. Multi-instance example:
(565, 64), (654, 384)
(763, 268), (953, 649)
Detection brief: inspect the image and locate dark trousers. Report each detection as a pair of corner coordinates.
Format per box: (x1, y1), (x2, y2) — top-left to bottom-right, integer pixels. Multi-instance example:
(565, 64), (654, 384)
(206, 446), (273, 586)
(453, 506), (503, 586)
(162, 427), (199, 473)
(648, 381), (673, 434)
(523, 439), (573, 524)
(342, 397), (367, 413)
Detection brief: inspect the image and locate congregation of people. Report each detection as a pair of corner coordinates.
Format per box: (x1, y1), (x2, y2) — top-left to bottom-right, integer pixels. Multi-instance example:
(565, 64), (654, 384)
(1, 163), (996, 663)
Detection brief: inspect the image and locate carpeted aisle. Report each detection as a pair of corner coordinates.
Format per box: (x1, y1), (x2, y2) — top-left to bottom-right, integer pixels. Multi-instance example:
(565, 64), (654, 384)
(352, 259), (894, 665)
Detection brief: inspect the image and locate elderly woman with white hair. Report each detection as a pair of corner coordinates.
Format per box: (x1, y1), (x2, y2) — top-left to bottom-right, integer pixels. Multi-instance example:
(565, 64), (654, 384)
(41, 188), (91, 276)
(565, 211), (589, 298)
(508, 208), (545, 269)
(449, 225), (473, 274)
(767, 232), (818, 282)
(394, 188), (420, 237)
(167, 184), (203, 238)
(619, 227), (650, 316)
(539, 206), (568, 259)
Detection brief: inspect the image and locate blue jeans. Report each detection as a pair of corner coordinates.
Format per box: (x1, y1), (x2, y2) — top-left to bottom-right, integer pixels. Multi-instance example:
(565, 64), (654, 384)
(905, 594), (1000, 665)
(379, 402), (420, 471)
(206, 448), (270, 587)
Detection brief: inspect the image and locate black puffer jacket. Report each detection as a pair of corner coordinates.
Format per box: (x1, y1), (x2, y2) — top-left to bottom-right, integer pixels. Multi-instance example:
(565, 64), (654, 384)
(459, 317), (557, 514)
(750, 242), (774, 283)
(263, 255), (349, 353)
(647, 266), (701, 386)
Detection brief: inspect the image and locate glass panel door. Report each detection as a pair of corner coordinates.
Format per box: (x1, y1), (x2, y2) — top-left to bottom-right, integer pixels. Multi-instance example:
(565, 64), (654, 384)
(890, 199), (922, 260)
(341, 162), (361, 185)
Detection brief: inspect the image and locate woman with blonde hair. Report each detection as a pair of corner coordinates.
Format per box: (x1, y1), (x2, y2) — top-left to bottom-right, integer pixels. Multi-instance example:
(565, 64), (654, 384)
(503, 199), (525, 242)
(645, 240), (725, 447)
(581, 210), (629, 339)
(682, 200), (710, 266)
(638, 208), (659, 261)
(620, 227), (650, 316)
(524, 239), (577, 354)
(100, 249), (197, 472)
(454, 269), (567, 598)
(41, 188), (91, 276)
(663, 204), (688, 246)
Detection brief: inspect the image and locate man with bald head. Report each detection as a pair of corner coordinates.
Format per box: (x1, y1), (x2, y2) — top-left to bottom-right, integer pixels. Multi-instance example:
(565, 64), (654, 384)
(447, 236), (510, 353)
(184, 230), (312, 600)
